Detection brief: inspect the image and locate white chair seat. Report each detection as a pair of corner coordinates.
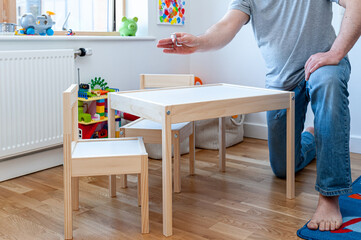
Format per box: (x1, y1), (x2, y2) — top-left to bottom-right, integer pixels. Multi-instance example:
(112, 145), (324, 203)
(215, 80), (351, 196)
(72, 139), (145, 159)
(124, 119), (190, 131)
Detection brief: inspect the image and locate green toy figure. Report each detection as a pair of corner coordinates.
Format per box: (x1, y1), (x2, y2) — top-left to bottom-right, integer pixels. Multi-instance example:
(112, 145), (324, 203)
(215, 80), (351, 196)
(119, 17), (138, 36)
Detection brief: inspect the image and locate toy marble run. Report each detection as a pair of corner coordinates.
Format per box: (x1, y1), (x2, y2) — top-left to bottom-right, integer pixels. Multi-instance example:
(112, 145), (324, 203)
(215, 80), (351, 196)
(77, 78), (142, 140)
(77, 78), (120, 139)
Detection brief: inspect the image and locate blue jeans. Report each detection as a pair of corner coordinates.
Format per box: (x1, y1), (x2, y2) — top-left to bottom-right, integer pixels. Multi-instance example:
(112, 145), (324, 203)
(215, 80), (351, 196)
(267, 57), (352, 196)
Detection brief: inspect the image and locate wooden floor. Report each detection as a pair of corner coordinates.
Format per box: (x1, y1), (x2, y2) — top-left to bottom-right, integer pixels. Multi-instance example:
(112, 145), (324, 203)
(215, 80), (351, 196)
(0, 138), (360, 240)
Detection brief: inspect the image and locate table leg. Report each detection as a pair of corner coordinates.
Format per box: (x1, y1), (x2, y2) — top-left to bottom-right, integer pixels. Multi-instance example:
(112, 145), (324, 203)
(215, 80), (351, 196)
(107, 103), (117, 198)
(119, 175), (127, 189)
(219, 117), (226, 172)
(109, 175), (116, 198)
(162, 113), (173, 236)
(189, 122), (195, 175)
(173, 132), (181, 193)
(286, 93), (295, 199)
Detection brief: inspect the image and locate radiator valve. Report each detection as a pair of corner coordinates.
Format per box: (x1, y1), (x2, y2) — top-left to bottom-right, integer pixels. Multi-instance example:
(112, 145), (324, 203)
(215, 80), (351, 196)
(75, 48), (92, 57)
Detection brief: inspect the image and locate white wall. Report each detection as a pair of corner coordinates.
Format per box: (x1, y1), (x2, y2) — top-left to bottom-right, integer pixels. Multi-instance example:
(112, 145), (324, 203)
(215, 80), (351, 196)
(0, 1), (191, 91)
(0, 0), (192, 180)
(189, 0), (361, 154)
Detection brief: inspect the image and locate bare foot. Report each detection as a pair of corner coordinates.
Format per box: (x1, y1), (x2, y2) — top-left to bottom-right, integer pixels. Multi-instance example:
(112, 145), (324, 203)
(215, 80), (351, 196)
(305, 126), (314, 136)
(307, 194), (343, 231)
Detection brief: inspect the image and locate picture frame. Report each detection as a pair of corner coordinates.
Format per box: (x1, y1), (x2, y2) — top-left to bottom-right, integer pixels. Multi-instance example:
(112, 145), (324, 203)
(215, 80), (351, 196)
(158, 0), (186, 25)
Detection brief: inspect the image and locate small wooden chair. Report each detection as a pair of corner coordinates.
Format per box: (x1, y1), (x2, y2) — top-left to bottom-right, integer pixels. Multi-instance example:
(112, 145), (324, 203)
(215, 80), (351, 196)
(115, 74), (196, 193)
(63, 84), (149, 240)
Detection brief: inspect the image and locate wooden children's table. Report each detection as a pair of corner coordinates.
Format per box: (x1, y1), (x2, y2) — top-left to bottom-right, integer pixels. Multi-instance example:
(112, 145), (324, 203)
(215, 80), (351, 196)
(107, 83), (295, 237)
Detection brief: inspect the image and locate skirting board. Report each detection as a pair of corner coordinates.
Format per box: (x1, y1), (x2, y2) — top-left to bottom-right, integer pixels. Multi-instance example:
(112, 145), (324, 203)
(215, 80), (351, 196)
(244, 122), (361, 154)
(244, 122), (268, 140)
(0, 147), (63, 182)
(350, 136), (361, 154)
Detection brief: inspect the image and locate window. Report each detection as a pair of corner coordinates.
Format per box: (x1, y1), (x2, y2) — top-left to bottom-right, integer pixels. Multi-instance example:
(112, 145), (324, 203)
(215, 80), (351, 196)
(16, 0), (123, 32)
(1, 0), (147, 34)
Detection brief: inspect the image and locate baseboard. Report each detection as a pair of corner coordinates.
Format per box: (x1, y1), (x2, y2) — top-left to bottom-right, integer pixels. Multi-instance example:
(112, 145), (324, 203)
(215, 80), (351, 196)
(244, 122), (361, 154)
(0, 147), (63, 182)
(350, 135), (361, 154)
(244, 122), (268, 140)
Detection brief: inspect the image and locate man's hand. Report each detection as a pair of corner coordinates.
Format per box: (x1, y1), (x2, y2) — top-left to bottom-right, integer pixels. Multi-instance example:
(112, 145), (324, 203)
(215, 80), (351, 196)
(304, 50), (343, 81)
(157, 33), (201, 54)
(157, 10), (249, 55)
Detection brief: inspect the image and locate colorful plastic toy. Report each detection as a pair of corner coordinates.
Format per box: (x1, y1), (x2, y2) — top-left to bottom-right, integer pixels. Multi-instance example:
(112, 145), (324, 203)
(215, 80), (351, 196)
(78, 101), (91, 123)
(90, 77), (108, 90)
(119, 17), (138, 36)
(115, 118), (121, 138)
(194, 76), (203, 85)
(78, 123), (100, 139)
(20, 11), (56, 36)
(15, 28), (26, 35)
(77, 82), (120, 139)
(96, 99), (106, 120)
(92, 114), (100, 121)
(79, 112), (91, 123)
(67, 29), (75, 36)
(79, 83), (90, 93)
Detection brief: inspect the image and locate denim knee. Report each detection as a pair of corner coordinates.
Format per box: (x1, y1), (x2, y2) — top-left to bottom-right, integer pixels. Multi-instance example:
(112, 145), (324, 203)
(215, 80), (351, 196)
(271, 165), (287, 179)
(309, 59), (350, 92)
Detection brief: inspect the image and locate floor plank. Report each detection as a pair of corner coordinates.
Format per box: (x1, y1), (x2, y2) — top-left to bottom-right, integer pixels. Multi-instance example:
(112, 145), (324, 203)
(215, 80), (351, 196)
(0, 137), (360, 239)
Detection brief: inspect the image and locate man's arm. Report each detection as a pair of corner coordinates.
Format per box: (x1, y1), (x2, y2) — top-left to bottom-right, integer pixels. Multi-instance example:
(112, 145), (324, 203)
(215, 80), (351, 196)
(305, 0), (361, 80)
(157, 10), (250, 54)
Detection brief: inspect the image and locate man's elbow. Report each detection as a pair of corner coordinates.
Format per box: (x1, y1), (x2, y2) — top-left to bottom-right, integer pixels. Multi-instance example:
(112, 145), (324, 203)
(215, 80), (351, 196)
(338, 0), (361, 8)
(338, 0), (347, 8)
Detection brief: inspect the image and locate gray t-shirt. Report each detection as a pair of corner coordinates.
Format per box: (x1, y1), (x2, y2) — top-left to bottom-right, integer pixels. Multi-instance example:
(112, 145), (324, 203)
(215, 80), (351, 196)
(229, 0), (339, 90)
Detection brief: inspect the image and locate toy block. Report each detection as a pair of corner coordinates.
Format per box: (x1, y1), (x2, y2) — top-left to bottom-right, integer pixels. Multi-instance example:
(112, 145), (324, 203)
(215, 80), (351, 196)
(96, 102), (106, 107)
(78, 123), (100, 139)
(92, 114), (100, 121)
(79, 113), (92, 123)
(96, 106), (105, 113)
(78, 92), (88, 99)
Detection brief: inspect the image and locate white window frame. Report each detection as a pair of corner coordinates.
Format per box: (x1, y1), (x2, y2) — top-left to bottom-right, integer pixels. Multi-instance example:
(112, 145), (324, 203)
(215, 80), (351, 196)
(1, 0), (127, 36)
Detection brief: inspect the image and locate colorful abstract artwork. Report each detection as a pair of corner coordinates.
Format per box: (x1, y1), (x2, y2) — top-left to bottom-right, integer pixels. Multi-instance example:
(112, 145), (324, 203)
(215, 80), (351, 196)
(158, 0), (186, 25)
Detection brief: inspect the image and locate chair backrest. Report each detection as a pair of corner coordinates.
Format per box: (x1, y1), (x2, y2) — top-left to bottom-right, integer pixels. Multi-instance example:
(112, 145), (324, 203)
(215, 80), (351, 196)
(63, 84), (79, 148)
(140, 74), (195, 89)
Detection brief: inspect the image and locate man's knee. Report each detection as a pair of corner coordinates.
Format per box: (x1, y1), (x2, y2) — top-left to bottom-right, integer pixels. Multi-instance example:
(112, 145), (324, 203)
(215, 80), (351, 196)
(271, 164), (287, 179)
(269, 152), (287, 179)
(308, 66), (349, 110)
(308, 64), (348, 94)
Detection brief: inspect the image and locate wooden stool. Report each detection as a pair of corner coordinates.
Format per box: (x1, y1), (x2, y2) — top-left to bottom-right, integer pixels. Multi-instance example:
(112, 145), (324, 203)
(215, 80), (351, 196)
(63, 84), (149, 239)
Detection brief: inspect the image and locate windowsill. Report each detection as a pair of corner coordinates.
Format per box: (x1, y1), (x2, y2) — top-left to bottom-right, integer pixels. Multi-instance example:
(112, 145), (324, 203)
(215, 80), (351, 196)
(0, 35), (156, 41)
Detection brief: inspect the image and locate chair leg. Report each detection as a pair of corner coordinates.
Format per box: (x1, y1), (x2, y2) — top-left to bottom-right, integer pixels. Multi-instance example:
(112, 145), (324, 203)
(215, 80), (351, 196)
(189, 123), (195, 176)
(219, 117), (226, 172)
(137, 174), (141, 207)
(109, 175), (117, 198)
(64, 161), (73, 239)
(72, 177), (79, 211)
(173, 132), (181, 193)
(141, 156), (149, 234)
(120, 174), (128, 189)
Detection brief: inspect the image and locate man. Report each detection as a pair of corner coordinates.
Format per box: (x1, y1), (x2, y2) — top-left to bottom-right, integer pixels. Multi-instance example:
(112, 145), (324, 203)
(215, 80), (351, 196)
(157, 0), (361, 232)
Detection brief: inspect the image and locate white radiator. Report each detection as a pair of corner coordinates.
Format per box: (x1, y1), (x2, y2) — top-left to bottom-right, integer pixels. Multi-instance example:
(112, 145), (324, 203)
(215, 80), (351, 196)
(0, 49), (75, 159)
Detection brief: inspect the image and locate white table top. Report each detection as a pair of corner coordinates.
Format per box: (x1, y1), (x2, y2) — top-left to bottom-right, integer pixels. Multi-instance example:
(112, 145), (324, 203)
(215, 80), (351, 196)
(115, 84), (289, 106)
